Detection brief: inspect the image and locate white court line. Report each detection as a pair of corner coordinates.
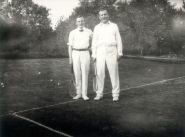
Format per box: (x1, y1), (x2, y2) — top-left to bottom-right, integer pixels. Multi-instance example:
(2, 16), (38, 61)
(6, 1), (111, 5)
(108, 75), (185, 94)
(13, 75), (185, 115)
(7, 75), (185, 137)
(12, 113), (73, 137)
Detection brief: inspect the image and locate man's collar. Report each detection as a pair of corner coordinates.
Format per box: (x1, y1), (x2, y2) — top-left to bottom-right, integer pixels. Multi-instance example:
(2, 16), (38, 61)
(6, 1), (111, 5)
(77, 27), (85, 32)
(100, 21), (111, 25)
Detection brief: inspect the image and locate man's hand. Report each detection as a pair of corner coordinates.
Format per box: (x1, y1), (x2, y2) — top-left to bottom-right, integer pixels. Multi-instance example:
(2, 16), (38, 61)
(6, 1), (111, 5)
(117, 55), (122, 61)
(69, 58), (73, 65)
(92, 57), (96, 62)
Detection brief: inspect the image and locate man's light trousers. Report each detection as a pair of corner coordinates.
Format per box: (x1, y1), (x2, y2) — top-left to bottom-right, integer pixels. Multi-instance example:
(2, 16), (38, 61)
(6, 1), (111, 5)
(95, 46), (120, 98)
(72, 50), (90, 97)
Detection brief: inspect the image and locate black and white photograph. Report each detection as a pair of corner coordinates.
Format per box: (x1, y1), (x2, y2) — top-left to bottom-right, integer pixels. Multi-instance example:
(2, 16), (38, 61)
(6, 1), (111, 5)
(1, 0), (185, 137)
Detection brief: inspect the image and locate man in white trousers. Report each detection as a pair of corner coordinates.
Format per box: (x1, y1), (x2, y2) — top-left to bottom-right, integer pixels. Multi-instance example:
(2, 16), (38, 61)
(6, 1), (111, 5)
(92, 8), (123, 101)
(68, 16), (92, 100)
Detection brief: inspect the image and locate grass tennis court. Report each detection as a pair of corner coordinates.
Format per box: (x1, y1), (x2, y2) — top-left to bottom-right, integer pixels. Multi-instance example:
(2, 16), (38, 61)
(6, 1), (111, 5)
(1, 58), (185, 137)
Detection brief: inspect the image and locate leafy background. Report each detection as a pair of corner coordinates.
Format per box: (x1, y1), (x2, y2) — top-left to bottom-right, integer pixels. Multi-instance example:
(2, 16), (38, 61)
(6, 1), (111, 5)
(1, 0), (185, 58)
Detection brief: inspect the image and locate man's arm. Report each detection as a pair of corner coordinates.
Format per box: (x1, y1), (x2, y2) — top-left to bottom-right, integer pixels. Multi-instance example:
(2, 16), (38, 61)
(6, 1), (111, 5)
(115, 25), (123, 60)
(68, 45), (73, 64)
(68, 31), (73, 64)
(91, 26), (98, 62)
(88, 30), (93, 55)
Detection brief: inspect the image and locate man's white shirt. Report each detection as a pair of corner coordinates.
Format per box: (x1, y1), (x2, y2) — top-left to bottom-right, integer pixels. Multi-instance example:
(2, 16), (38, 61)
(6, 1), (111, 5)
(92, 21), (123, 58)
(68, 27), (92, 49)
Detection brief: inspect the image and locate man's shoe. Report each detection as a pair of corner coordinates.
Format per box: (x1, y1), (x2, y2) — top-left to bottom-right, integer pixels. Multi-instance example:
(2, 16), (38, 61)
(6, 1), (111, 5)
(94, 95), (103, 100)
(83, 96), (89, 101)
(113, 97), (119, 102)
(73, 95), (81, 100)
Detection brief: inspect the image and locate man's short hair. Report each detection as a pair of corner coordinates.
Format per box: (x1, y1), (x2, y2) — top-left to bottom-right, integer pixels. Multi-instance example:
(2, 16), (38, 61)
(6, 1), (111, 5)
(98, 6), (109, 14)
(76, 15), (85, 19)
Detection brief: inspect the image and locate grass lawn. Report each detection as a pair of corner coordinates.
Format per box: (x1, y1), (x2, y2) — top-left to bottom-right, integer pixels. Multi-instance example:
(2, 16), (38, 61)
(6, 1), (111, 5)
(1, 58), (185, 137)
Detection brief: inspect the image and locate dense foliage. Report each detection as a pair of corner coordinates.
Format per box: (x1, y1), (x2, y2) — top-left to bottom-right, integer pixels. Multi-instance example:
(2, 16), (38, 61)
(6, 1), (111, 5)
(1, 0), (185, 58)
(57, 0), (185, 57)
(0, 0), (53, 58)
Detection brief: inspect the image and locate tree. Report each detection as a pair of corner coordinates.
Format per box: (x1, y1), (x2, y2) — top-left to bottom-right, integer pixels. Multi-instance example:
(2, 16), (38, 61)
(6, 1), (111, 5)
(10, 0), (52, 40)
(0, 0), (52, 40)
(115, 0), (177, 55)
(0, 0), (53, 58)
(56, 0), (185, 57)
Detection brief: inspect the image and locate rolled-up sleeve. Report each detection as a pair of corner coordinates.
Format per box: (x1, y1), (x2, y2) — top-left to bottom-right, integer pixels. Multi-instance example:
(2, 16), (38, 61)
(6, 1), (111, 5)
(115, 25), (123, 56)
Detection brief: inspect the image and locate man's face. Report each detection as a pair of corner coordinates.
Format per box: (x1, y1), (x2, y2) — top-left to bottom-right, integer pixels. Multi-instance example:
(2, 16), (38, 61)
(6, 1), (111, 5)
(76, 17), (85, 29)
(99, 10), (109, 23)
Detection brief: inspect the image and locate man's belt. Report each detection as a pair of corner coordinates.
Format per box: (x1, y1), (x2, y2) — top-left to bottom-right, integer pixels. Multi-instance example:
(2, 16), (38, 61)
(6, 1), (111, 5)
(72, 48), (89, 51)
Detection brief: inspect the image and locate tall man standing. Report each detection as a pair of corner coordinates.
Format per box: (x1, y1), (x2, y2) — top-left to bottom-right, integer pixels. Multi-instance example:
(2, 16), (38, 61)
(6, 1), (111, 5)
(68, 16), (92, 100)
(92, 8), (123, 101)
